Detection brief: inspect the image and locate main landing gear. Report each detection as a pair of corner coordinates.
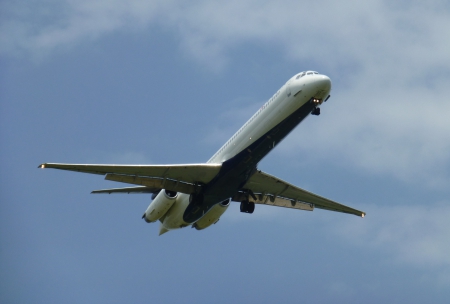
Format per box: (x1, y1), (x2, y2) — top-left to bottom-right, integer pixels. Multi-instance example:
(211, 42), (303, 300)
(240, 200), (255, 214)
(311, 107), (320, 116)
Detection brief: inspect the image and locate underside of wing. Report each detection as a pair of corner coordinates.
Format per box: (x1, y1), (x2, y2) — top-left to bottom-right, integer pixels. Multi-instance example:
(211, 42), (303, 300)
(232, 191), (314, 211)
(240, 170), (365, 217)
(39, 163), (222, 194)
(91, 186), (157, 194)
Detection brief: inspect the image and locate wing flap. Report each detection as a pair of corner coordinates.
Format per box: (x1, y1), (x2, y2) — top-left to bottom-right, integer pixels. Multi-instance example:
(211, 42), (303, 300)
(105, 174), (199, 195)
(232, 192), (313, 211)
(242, 171), (365, 217)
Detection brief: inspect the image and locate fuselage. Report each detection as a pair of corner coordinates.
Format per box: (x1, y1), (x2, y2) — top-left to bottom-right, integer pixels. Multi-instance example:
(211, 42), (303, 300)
(145, 71), (332, 233)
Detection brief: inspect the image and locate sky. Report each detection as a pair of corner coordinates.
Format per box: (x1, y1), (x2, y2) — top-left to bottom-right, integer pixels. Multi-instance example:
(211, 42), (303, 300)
(1, 0), (450, 303)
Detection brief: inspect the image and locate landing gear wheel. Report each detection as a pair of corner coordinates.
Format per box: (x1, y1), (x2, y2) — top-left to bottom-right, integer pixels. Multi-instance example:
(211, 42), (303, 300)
(240, 200), (255, 214)
(311, 107), (320, 116)
(247, 202), (255, 214)
(240, 200), (248, 212)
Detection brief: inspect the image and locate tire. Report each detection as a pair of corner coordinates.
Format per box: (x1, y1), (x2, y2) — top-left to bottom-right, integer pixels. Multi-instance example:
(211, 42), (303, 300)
(240, 200), (249, 213)
(248, 202), (255, 214)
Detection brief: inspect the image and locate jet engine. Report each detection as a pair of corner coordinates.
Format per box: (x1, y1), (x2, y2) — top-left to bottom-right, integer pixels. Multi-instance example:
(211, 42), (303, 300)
(192, 199), (230, 230)
(143, 190), (177, 223)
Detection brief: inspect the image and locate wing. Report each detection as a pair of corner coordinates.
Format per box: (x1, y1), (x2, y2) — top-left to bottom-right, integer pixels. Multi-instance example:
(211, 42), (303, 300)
(237, 170), (365, 217)
(39, 163), (221, 194)
(91, 186), (156, 194)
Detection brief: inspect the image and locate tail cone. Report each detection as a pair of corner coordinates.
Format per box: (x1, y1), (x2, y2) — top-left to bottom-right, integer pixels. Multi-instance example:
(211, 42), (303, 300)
(159, 223), (169, 236)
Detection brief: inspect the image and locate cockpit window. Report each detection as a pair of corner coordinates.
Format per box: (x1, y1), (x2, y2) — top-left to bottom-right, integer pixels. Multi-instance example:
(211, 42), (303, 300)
(313, 72), (318, 74)
(307, 72), (313, 75)
(296, 72), (306, 79)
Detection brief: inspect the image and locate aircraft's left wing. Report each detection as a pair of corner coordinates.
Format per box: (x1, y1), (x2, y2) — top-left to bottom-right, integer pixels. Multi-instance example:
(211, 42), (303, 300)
(238, 170), (365, 217)
(39, 163), (222, 195)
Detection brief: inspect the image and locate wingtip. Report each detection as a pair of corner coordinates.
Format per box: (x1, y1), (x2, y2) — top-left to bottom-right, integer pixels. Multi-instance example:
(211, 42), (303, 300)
(361, 213), (366, 218)
(38, 164), (45, 169)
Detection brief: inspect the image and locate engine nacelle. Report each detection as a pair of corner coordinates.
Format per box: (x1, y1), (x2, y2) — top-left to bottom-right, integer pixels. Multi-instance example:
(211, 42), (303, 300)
(144, 190), (177, 223)
(192, 199), (230, 230)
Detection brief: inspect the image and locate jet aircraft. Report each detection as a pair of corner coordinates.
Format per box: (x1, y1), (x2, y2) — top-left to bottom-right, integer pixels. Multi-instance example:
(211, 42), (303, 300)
(39, 71), (365, 235)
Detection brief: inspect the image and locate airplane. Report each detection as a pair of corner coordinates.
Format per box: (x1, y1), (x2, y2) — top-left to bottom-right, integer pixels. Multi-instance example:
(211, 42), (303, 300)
(39, 71), (365, 235)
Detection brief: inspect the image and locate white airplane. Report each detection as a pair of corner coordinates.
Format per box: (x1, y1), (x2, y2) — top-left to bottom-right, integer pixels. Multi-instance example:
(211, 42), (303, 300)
(39, 71), (365, 235)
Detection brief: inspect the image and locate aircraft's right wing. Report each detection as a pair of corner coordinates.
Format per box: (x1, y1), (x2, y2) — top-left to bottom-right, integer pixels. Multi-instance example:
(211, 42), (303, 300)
(91, 186), (156, 194)
(237, 170), (365, 217)
(39, 163), (222, 195)
(39, 163), (221, 183)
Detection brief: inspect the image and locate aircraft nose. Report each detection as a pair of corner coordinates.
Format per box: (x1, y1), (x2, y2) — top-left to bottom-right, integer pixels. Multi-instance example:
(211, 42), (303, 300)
(316, 75), (331, 92)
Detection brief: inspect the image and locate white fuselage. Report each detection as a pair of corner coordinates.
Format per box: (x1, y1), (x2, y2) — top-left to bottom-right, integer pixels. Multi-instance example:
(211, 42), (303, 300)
(144, 72), (332, 233)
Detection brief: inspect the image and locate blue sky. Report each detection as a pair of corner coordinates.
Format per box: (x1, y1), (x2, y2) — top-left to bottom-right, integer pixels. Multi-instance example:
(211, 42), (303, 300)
(1, 1), (450, 303)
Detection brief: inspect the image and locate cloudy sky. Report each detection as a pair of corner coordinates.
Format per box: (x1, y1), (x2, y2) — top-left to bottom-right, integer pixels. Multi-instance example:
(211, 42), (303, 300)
(1, 0), (450, 303)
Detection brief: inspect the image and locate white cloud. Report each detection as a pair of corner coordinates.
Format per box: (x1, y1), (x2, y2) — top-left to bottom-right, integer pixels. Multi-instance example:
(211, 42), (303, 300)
(333, 202), (450, 269)
(3, 1), (450, 75)
(0, 0), (162, 57)
(225, 200), (450, 279)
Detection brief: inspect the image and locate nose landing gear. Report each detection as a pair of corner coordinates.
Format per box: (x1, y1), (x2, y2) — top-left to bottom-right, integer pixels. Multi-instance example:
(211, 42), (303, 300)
(310, 97), (322, 116)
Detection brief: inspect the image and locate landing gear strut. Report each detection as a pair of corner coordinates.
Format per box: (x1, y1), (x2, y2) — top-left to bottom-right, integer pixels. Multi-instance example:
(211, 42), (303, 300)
(240, 200), (255, 214)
